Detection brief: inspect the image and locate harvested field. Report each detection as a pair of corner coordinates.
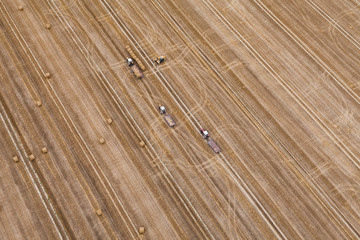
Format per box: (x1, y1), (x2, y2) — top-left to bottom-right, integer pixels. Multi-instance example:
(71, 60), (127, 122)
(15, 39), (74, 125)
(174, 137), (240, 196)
(0, 0), (359, 239)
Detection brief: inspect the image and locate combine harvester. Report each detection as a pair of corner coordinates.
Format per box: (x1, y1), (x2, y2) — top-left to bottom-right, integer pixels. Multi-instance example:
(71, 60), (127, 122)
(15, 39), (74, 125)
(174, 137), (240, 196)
(158, 105), (175, 127)
(154, 56), (167, 65)
(200, 128), (220, 153)
(127, 58), (143, 79)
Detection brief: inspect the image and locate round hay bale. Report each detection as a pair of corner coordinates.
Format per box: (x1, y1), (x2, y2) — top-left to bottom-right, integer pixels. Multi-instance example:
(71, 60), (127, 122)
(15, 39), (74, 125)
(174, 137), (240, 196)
(140, 64), (146, 71)
(139, 141), (145, 148)
(18, 6), (24, 11)
(106, 118), (113, 125)
(13, 156), (19, 163)
(41, 147), (48, 154)
(29, 154), (35, 161)
(99, 138), (105, 144)
(45, 23), (51, 29)
(139, 227), (145, 234)
(96, 209), (102, 216)
(45, 72), (51, 78)
(35, 100), (42, 107)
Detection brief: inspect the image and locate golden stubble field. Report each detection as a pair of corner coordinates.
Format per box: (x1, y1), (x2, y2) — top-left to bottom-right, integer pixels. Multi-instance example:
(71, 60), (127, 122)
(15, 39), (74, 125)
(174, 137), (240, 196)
(0, 0), (359, 239)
